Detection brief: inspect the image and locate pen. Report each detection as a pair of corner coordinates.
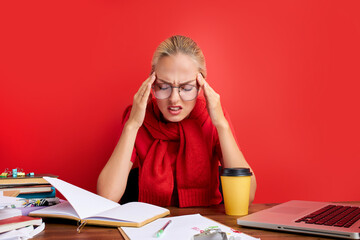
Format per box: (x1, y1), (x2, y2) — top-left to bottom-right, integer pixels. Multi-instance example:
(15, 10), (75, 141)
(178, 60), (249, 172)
(155, 220), (171, 238)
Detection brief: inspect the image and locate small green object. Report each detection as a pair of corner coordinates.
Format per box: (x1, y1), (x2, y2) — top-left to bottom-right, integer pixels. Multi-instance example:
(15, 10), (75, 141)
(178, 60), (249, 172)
(155, 220), (171, 238)
(205, 226), (219, 231)
(156, 229), (164, 237)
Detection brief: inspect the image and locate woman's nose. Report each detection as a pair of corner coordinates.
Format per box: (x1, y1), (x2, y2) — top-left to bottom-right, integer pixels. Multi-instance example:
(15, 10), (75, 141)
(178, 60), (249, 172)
(168, 87), (181, 102)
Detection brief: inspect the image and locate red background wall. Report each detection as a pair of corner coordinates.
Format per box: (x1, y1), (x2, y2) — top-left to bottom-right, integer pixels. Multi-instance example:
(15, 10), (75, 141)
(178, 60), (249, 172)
(1, 0), (359, 203)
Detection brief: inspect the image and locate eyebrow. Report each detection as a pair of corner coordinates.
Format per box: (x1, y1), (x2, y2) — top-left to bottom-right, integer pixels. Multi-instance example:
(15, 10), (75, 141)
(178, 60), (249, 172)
(156, 78), (196, 85)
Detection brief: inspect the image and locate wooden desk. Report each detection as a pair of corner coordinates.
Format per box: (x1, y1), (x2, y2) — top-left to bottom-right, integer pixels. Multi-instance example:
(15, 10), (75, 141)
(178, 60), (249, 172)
(33, 202), (359, 239)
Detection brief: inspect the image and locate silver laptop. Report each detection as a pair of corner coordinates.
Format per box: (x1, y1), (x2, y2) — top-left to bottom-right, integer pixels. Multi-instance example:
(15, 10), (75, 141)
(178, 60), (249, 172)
(237, 200), (360, 239)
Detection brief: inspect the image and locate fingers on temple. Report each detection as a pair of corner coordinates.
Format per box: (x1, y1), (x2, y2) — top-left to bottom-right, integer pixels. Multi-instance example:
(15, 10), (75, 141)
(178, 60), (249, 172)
(198, 73), (213, 96)
(142, 83), (152, 101)
(141, 73), (156, 100)
(136, 73), (156, 98)
(197, 73), (205, 87)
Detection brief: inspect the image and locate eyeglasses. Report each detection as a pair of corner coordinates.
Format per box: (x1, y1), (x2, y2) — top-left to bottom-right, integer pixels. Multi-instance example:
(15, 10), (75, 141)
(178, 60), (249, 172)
(152, 82), (199, 101)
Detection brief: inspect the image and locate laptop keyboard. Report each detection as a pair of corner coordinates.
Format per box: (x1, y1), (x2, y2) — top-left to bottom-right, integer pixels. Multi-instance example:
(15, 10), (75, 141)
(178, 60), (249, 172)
(295, 205), (360, 228)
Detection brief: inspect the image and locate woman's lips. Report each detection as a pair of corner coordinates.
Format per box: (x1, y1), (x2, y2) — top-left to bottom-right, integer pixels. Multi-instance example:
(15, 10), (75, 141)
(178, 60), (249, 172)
(168, 106), (182, 115)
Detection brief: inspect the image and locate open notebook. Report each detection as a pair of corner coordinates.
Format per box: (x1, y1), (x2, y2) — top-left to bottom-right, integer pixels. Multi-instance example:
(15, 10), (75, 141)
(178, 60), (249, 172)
(29, 177), (170, 227)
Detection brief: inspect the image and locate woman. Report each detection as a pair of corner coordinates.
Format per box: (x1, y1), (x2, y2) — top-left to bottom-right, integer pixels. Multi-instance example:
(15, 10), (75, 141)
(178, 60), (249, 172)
(97, 35), (256, 207)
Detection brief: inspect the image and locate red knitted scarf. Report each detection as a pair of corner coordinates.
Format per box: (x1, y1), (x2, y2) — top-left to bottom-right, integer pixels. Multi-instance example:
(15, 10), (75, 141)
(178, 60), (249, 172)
(134, 96), (217, 207)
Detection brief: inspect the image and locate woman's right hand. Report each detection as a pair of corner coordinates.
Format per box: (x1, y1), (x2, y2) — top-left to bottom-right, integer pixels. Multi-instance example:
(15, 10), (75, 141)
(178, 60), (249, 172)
(127, 72), (156, 130)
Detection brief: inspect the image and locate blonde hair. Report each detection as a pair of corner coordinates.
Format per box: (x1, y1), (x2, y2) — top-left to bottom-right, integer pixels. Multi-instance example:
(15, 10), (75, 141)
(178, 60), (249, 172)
(151, 35), (207, 78)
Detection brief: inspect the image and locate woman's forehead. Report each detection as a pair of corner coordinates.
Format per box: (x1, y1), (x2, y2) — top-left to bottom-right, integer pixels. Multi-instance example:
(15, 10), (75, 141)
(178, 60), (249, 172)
(155, 54), (198, 84)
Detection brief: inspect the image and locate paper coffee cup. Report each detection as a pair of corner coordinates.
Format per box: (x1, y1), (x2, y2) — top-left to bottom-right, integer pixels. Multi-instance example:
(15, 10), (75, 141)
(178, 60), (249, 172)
(221, 168), (252, 216)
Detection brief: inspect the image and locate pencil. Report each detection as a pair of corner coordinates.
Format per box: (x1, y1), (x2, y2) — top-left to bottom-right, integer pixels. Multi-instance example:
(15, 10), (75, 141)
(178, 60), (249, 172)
(155, 220), (172, 238)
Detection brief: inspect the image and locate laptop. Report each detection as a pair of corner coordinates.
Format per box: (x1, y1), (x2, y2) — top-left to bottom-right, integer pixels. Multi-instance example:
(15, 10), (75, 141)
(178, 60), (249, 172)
(237, 200), (360, 239)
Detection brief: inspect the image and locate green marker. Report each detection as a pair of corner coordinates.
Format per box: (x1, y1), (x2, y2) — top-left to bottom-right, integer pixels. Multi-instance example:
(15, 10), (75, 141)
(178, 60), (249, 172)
(155, 220), (172, 238)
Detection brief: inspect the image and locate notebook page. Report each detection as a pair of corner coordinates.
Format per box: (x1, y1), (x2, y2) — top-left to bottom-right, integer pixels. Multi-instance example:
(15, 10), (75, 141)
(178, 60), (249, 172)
(44, 177), (119, 219)
(30, 201), (79, 218)
(91, 202), (169, 223)
(121, 214), (260, 240)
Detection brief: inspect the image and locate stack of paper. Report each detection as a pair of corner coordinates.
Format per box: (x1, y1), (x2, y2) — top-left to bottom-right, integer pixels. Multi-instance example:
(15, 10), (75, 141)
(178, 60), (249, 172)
(0, 223), (45, 240)
(119, 214), (260, 240)
(0, 196), (24, 209)
(0, 208), (44, 240)
(0, 209), (22, 220)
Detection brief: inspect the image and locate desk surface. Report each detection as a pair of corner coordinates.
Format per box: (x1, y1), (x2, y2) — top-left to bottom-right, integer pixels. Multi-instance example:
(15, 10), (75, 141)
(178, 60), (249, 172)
(33, 202), (359, 239)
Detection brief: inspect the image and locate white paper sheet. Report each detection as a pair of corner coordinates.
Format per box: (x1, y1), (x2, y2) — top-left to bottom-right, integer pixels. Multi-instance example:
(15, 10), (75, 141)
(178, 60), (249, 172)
(29, 201), (78, 218)
(121, 214), (260, 240)
(43, 177), (119, 219)
(0, 223), (45, 240)
(0, 196), (25, 209)
(0, 209), (21, 220)
(91, 202), (170, 223)
(35, 178), (169, 224)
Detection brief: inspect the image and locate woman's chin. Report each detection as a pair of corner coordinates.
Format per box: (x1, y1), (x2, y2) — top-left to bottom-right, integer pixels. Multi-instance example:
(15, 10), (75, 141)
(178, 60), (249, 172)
(163, 114), (186, 123)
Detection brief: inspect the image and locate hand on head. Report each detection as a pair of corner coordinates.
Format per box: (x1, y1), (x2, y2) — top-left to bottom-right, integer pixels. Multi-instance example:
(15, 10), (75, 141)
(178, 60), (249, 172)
(127, 72), (156, 129)
(196, 73), (227, 128)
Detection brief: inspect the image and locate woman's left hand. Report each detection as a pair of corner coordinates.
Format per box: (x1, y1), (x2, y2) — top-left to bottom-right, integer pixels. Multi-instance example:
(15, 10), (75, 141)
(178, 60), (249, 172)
(196, 73), (228, 128)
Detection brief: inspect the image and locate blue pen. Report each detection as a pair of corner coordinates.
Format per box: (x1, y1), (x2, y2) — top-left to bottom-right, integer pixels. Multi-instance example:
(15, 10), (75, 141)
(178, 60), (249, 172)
(155, 220), (171, 238)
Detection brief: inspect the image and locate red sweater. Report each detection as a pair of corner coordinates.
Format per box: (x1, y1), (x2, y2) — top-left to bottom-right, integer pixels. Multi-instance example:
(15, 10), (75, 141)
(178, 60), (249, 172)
(121, 96), (231, 207)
